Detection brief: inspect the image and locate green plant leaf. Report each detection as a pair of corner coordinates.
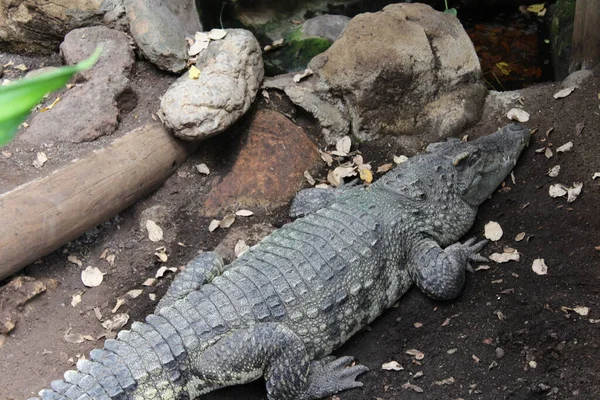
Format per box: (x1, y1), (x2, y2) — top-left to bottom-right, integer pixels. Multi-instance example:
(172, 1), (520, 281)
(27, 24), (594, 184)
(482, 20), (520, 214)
(444, 8), (458, 16)
(0, 47), (101, 146)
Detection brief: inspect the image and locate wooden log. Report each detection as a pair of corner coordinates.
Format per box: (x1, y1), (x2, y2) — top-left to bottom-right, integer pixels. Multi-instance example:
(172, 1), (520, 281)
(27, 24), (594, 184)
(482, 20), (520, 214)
(0, 123), (197, 281)
(570, 0), (600, 72)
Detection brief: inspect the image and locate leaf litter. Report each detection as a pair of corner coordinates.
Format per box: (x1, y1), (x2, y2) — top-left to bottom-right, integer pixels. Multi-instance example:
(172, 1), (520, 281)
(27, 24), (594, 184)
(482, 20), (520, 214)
(489, 248), (520, 263)
(81, 266), (104, 287)
(381, 361), (404, 371)
(484, 221), (503, 241)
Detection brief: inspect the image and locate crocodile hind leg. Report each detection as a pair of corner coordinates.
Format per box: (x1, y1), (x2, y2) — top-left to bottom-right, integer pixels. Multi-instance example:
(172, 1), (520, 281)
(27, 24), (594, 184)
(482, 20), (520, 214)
(157, 251), (225, 310)
(187, 323), (368, 400)
(408, 236), (488, 300)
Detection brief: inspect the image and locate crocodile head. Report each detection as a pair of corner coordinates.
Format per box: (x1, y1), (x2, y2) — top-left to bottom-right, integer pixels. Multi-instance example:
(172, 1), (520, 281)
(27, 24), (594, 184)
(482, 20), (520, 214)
(445, 122), (530, 206)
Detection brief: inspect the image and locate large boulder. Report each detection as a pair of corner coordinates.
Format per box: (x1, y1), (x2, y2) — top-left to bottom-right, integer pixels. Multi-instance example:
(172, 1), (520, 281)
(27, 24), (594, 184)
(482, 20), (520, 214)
(266, 4), (487, 151)
(159, 29), (263, 140)
(123, 0), (202, 72)
(313, 3), (487, 149)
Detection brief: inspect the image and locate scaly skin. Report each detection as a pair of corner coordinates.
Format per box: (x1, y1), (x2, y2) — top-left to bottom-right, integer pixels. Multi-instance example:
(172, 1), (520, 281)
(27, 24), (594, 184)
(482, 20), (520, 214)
(31, 123), (529, 400)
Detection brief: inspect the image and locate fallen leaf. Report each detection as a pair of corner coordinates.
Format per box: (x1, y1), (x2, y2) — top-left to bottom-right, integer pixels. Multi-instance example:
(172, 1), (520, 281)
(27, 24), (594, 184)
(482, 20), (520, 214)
(515, 232), (526, 242)
(111, 298), (125, 313)
(526, 3), (545, 13)
(264, 38), (284, 52)
(32, 152), (48, 168)
(442, 318), (451, 327)
(532, 258), (548, 275)
(405, 349), (425, 360)
(547, 165), (560, 177)
(71, 293), (82, 307)
(393, 155), (408, 164)
(2, 151), (11, 158)
(447, 348), (458, 354)
(40, 96), (60, 112)
(102, 313), (129, 331)
(146, 220), (163, 242)
(549, 183), (568, 198)
(359, 168), (373, 184)
(14, 63), (28, 71)
(220, 214), (236, 228)
(155, 266), (178, 279)
(81, 266), (104, 287)
(472, 354), (481, 363)
(553, 87), (575, 99)
(336, 136), (351, 155)
(63, 329), (85, 344)
(304, 170), (316, 185)
(401, 382), (423, 393)
(93, 307), (103, 321)
(413, 371), (424, 379)
(105, 254), (115, 267)
(188, 65), (201, 79)
(209, 219), (220, 232)
(195, 163), (210, 175)
(592, 172), (600, 180)
(507, 108), (530, 122)
(319, 150), (334, 166)
(149, 293), (157, 301)
(292, 68), (313, 83)
(556, 142), (573, 153)
(235, 239), (249, 258)
(127, 289), (143, 299)
(154, 247), (168, 263)
(544, 147), (553, 159)
(489, 248), (520, 263)
(382, 361), (404, 371)
(474, 265), (491, 271)
(377, 163), (393, 173)
(484, 221), (503, 241)
(573, 306), (590, 316)
(235, 209), (254, 217)
(575, 122), (585, 135)
(142, 278), (156, 287)
(567, 182), (583, 203)
(434, 377), (455, 386)
(414, 322), (423, 328)
(208, 28), (227, 40)
(67, 255), (83, 267)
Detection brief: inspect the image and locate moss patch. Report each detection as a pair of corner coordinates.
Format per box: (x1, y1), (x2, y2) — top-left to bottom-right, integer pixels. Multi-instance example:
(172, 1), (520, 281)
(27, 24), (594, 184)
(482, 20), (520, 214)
(264, 27), (333, 75)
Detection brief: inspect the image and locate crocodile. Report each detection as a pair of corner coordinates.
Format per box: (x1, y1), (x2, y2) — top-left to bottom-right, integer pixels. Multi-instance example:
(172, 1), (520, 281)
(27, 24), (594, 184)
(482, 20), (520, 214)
(31, 122), (530, 400)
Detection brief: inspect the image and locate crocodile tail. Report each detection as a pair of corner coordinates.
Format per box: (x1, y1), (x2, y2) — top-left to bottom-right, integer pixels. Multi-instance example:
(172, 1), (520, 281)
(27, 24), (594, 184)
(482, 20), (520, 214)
(30, 314), (188, 399)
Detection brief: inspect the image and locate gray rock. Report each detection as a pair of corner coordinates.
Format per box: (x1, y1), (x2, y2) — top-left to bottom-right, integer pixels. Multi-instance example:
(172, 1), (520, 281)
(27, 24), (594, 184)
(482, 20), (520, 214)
(18, 26), (135, 145)
(159, 29), (264, 141)
(123, 0), (202, 73)
(562, 69), (594, 88)
(302, 14), (350, 42)
(274, 4), (487, 152)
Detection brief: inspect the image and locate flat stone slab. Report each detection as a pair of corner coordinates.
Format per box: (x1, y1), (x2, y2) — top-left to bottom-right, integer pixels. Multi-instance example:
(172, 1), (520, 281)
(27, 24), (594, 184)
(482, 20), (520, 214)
(202, 109), (319, 217)
(159, 29), (263, 141)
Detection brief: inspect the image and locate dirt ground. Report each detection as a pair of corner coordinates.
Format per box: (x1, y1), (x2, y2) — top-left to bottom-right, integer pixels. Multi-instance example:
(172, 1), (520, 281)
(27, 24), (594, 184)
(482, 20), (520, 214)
(0, 50), (599, 400)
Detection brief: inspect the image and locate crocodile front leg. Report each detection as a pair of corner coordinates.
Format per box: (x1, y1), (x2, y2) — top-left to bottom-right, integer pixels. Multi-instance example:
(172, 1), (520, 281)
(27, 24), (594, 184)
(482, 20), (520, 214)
(408, 236), (488, 300)
(157, 251), (225, 310)
(188, 323), (368, 400)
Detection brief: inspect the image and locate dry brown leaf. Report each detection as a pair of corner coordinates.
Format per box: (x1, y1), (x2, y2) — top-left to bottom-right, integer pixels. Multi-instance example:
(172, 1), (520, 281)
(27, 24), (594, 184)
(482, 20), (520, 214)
(93, 307), (103, 321)
(442, 318), (451, 326)
(377, 163), (393, 173)
(105, 253), (116, 267)
(146, 220), (163, 242)
(102, 313), (129, 331)
(532, 258), (548, 275)
(235, 209), (254, 217)
(319, 150), (333, 166)
(549, 183), (568, 198)
(220, 214), (236, 228)
(352, 154), (364, 166)
(547, 165), (560, 177)
(304, 170), (316, 185)
(154, 247), (168, 263)
(359, 169), (373, 184)
(515, 232), (526, 242)
(447, 348), (457, 354)
(67, 255), (83, 267)
(405, 349), (425, 360)
(234, 240), (249, 258)
(413, 322), (423, 328)
(71, 292), (83, 307)
(292, 68), (313, 83)
(63, 329), (85, 344)
(381, 361), (403, 371)
(209, 219), (220, 232)
(556, 141), (573, 153)
(401, 382), (423, 393)
(127, 289), (143, 299)
(393, 155), (408, 164)
(484, 221), (503, 241)
(489, 248), (520, 263)
(567, 182), (583, 203)
(149, 293), (157, 301)
(507, 108), (530, 122)
(208, 28), (227, 40)
(336, 136), (351, 155)
(553, 87), (575, 99)
(544, 147), (553, 159)
(81, 266), (104, 287)
(32, 152), (48, 168)
(111, 298), (125, 314)
(142, 278), (156, 286)
(434, 377), (455, 386)
(195, 163), (210, 175)
(474, 265), (491, 271)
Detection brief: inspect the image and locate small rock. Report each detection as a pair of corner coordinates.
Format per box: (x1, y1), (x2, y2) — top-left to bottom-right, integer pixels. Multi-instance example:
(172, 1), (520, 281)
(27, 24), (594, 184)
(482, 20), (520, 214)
(160, 29), (264, 140)
(495, 347), (505, 359)
(302, 14), (351, 42)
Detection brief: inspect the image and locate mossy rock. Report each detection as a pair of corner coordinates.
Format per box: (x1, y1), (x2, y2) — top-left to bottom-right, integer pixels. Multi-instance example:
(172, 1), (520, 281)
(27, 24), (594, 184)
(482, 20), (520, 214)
(264, 27), (333, 76)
